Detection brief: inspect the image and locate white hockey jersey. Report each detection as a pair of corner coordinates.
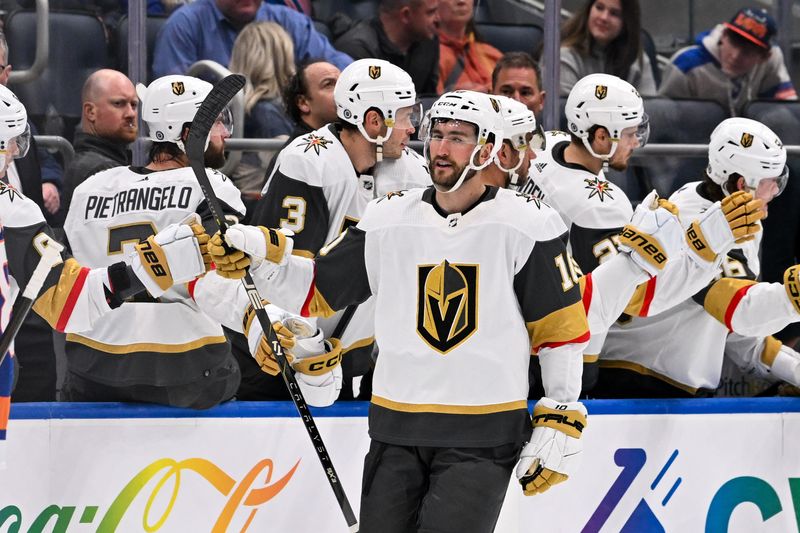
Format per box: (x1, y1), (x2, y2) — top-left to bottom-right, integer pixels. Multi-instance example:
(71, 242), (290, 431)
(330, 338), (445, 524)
(63, 165), (246, 388)
(257, 126), (431, 370)
(251, 186), (589, 447)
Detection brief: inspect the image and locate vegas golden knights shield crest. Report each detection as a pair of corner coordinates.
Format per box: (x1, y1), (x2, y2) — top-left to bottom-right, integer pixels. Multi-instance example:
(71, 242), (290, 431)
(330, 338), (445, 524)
(417, 260), (478, 354)
(369, 65), (381, 79)
(595, 85), (608, 100)
(171, 81), (185, 96)
(740, 132), (754, 148)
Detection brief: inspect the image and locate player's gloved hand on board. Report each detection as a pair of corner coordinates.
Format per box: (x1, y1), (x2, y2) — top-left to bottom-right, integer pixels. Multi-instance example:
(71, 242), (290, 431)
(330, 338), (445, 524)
(617, 190), (684, 277)
(245, 304), (343, 407)
(130, 214), (210, 298)
(208, 225), (294, 279)
(516, 397), (587, 496)
(685, 190), (764, 265)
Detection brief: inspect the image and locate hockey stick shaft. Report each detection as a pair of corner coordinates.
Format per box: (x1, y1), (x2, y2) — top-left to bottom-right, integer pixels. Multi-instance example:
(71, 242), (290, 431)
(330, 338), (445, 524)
(186, 75), (358, 532)
(0, 233), (64, 368)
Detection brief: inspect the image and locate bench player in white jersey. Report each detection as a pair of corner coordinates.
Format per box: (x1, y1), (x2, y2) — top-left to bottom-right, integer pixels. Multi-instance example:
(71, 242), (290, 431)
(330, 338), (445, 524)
(62, 75), (256, 409)
(239, 59), (430, 401)
(0, 85), (209, 466)
(517, 74), (765, 395)
(211, 89), (592, 530)
(599, 117), (800, 397)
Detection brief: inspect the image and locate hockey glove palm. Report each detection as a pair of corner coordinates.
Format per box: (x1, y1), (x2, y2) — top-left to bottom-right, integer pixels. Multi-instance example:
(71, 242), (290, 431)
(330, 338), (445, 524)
(685, 191), (764, 265)
(131, 216), (209, 297)
(516, 397), (587, 496)
(617, 190), (684, 277)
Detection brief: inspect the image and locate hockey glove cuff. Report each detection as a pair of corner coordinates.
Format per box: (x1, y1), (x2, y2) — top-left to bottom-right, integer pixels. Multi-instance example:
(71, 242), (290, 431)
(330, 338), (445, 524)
(685, 191), (764, 265)
(784, 265), (800, 316)
(516, 397), (587, 496)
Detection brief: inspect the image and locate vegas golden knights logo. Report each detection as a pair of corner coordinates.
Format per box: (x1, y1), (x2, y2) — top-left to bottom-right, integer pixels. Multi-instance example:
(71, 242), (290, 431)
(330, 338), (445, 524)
(171, 81), (185, 96)
(595, 85), (608, 100)
(489, 97), (500, 113)
(740, 132), (754, 148)
(369, 65), (381, 79)
(417, 260), (478, 354)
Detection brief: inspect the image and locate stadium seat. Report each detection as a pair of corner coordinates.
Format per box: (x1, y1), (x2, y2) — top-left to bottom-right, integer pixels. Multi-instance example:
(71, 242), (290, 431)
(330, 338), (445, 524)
(475, 22), (543, 56)
(312, 0), (378, 22)
(115, 14), (169, 84)
(744, 100), (800, 145)
(7, 9), (112, 141)
(641, 28), (661, 87)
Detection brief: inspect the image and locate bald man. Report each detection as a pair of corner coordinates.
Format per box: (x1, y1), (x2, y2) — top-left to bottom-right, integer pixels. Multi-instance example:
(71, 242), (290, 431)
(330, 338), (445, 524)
(63, 69), (138, 211)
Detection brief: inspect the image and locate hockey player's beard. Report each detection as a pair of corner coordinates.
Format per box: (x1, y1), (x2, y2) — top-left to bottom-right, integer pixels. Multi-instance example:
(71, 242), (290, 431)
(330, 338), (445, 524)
(204, 143), (226, 169)
(431, 156), (472, 190)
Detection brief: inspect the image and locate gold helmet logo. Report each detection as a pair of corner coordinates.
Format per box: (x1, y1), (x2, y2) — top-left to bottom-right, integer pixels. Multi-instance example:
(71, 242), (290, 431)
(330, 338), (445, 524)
(595, 85), (608, 100)
(171, 81), (185, 96)
(417, 260), (478, 354)
(489, 97), (500, 113)
(368, 65), (381, 79)
(740, 132), (754, 148)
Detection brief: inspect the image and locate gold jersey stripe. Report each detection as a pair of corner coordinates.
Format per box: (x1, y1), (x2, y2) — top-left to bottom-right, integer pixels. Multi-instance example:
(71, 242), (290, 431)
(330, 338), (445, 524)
(624, 282), (649, 317)
(302, 285), (336, 318)
(372, 395), (528, 415)
(760, 336), (782, 367)
(66, 334), (228, 354)
(703, 278), (757, 327)
(599, 359), (698, 394)
(583, 353), (599, 363)
(33, 258), (86, 329)
(342, 337), (375, 354)
(527, 300), (589, 350)
(292, 249), (315, 259)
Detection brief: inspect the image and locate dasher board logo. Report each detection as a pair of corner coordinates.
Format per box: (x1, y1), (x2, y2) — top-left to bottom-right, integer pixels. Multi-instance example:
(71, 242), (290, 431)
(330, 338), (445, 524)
(171, 81), (185, 95)
(740, 132), (754, 148)
(369, 65), (381, 79)
(417, 260), (478, 354)
(595, 85), (608, 99)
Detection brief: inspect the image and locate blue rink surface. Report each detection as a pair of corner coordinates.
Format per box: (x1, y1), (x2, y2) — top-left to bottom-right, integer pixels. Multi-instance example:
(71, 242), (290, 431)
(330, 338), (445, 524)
(9, 397), (800, 419)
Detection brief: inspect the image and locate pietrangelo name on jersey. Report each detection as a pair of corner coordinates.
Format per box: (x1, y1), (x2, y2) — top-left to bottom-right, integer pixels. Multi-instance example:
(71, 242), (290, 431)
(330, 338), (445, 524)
(83, 186), (193, 220)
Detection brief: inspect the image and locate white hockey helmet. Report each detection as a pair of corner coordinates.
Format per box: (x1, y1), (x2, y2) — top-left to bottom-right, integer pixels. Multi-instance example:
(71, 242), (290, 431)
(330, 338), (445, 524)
(707, 117), (788, 196)
(137, 75), (232, 152)
(493, 94), (545, 187)
(565, 73), (648, 160)
(0, 85), (30, 170)
(334, 58), (417, 158)
(420, 90), (505, 193)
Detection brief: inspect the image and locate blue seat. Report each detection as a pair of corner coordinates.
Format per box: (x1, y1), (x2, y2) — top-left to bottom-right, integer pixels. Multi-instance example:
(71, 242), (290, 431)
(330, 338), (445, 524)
(475, 22), (543, 56)
(7, 9), (112, 139)
(312, 0), (378, 22)
(115, 14), (169, 84)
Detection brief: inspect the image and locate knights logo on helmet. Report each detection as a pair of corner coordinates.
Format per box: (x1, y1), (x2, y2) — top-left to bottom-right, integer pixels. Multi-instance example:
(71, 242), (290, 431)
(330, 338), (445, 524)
(171, 81), (185, 96)
(740, 132), (754, 148)
(368, 65), (381, 79)
(417, 260), (478, 354)
(595, 85), (608, 100)
(489, 97), (500, 113)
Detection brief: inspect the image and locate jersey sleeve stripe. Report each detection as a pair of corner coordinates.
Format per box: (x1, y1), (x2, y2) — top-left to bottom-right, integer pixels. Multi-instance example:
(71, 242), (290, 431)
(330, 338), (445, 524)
(623, 277), (657, 317)
(640, 277), (657, 317)
(580, 273), (593, 314)
(703, 278), (757, 331)
(528, 300), (590, 351)
(300, 270), (336, 319)
(760, 336), (782, 367)
(32, 259), (90, 332)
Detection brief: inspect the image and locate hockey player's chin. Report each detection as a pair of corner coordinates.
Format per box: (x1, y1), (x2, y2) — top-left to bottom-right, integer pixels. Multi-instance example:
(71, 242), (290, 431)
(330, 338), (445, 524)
(609, 160), (629, 172)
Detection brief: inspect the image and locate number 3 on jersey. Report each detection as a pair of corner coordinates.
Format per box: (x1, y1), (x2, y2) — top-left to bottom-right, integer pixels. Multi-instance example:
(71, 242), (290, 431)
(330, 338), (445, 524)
(555, 252), (581, 291)
(280, 196), (307, 233)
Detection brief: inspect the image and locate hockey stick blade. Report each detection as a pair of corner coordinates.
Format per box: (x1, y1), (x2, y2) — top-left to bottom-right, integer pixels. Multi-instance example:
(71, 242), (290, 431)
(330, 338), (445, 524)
(187, 75), (359, 532)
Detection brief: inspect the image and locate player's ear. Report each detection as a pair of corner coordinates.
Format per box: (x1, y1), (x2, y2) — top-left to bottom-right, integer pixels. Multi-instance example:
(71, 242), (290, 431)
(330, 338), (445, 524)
(364, 109), (384, 137)
(180, 123), (191, 143)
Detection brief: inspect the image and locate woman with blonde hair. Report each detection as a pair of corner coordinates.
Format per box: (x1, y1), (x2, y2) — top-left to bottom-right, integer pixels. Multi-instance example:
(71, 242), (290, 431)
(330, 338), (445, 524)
(229, 21), (296, 194)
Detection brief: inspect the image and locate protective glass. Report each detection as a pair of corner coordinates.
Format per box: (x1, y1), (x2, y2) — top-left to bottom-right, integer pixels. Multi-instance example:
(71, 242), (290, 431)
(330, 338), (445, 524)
(391, 102), (423, 130)
(751, 165), (789, 198)
(9, 123), (31, 159)
(212, 106), (234, 137)
(635, 112), (650, 147)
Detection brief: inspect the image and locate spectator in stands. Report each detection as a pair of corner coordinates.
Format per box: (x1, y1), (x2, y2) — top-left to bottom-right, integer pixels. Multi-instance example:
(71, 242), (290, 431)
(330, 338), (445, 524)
(62, 70), (138, 212)
(559, 0), (656, 96)
(333, 0), (440, 95)
(152, 0), (351, 79)
(0, 32), (63, 218)
(436, 0), (501, 93)
(660, 7), (797, 117)
(285, 60), (341, 139)
(229, 21), (296, 195)
(266, 0), (313, 16)
(491, 51), (546, 118)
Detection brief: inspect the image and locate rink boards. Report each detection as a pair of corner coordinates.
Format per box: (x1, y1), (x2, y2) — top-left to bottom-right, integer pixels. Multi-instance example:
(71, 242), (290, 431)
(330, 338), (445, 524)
(1, 398), (799, 532)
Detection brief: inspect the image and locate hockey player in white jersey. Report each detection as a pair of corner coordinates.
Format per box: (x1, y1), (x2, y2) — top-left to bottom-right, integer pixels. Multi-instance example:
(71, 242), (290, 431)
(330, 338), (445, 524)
(210, 89), (705, 531)
(516, 74), (765, 395)
(235, 58), (430, 401)
(0, 84), (210, 466)
(62, 75), (257, 409)
(599, 117), (800, 397)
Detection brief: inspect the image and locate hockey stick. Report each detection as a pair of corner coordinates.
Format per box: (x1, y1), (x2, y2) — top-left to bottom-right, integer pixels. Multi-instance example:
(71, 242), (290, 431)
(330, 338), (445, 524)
(186, 75), (359, 532)
(0, 233), (64, 368)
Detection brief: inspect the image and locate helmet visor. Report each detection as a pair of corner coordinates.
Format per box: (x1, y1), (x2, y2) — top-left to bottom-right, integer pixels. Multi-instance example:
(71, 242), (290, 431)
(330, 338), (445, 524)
(754, 165), (789, 198)
(3, 123), (31, 160)
(210, 106), (234, 137)
(392, 102), (423, 130)
(635, 112), (650, 147)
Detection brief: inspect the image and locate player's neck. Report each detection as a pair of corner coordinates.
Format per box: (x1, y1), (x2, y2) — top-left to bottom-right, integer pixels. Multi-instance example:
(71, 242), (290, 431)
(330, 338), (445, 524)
(146, 153), (188, 172)
(340, 128), (377, 174)
(435, 174), (487, 214)
(565, 142), (603, 174)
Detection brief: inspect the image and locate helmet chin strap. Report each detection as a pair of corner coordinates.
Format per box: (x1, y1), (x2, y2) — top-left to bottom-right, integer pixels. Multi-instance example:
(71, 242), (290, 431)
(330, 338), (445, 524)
(357, 123), (393, 164)
(434, 144), (492, 194)
(581, 136), (618, 173)
(495, 149), (525, 190)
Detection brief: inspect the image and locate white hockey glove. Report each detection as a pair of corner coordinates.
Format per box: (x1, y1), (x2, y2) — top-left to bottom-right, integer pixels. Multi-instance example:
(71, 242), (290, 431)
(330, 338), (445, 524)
(130, 214), (210, 297)
(685, 191), (764, 265)
(617, 190), (684, 277)
(783, 265), (800, 317)
(516, 397), (587, 496)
